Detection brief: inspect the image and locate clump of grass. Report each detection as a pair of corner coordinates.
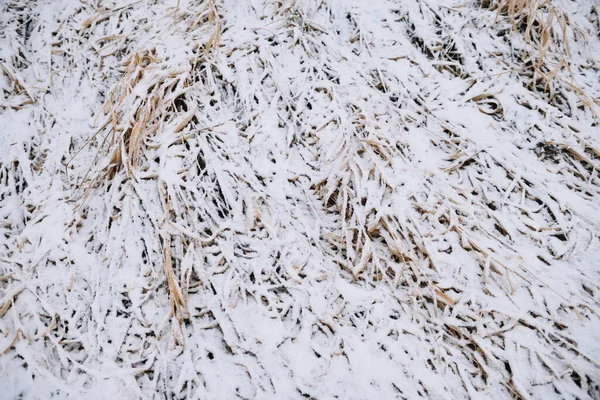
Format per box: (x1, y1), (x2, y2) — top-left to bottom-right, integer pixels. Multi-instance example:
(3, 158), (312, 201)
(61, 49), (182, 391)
(486, 0), (599, 115)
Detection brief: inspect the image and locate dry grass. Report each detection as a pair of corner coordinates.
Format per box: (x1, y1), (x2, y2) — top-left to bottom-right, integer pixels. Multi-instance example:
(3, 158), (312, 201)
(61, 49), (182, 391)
(487, 0), (600, 115)
(0, 0), (599, 398)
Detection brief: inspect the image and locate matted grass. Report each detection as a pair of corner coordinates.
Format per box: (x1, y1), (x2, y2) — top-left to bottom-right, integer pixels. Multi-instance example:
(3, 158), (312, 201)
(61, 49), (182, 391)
(1, 0), (599, 398)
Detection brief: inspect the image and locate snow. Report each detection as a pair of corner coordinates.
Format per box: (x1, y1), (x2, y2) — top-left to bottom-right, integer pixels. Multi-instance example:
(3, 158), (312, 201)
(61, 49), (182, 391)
(1, 0), (600, 398)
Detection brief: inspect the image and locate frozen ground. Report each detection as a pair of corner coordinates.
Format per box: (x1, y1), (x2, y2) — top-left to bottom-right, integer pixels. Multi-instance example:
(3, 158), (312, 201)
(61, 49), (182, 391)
(1, 0), (600, 398)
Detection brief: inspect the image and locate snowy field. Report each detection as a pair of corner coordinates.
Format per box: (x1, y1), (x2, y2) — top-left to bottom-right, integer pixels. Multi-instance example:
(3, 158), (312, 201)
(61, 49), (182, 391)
(1, 0), (600, 398)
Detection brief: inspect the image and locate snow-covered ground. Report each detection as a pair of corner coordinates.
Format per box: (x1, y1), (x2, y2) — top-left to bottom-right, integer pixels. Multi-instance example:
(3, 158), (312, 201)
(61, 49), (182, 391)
(1, 0), (600, 398)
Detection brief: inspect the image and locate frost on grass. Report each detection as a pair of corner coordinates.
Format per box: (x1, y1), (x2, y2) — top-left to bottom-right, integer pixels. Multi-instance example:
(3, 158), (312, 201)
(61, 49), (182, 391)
(1, 0), (600, 398)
